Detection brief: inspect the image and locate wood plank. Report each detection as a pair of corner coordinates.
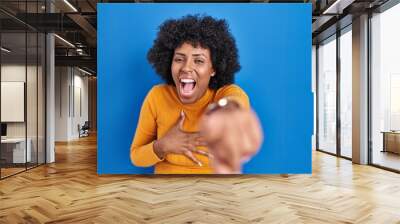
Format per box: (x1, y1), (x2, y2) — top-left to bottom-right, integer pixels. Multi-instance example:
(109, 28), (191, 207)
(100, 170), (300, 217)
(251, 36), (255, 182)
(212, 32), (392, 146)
(0, 134), (400, 223)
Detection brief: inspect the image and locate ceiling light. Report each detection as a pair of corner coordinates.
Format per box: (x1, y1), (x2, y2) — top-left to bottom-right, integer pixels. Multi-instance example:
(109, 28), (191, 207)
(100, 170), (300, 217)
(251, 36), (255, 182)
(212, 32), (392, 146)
(1, 47), (11, 53)
(78, 67), (93, 76)
(63, 0), (78, 12)
(322, 0), (354, 15)
(54, 34), (75, 48)
(76, 48), (85, 55)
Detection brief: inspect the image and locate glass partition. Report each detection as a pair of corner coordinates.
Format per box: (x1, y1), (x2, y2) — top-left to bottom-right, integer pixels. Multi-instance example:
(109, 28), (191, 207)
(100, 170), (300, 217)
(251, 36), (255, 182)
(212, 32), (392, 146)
(0, 1), (46, 179)
(38, 32), (45, 165)
(371, 2), (400, 171)
(27, 30), (38, 169)
(317, 35), (337, 155)
(339, 27), (352, 158)
(1, 30), (28, 177)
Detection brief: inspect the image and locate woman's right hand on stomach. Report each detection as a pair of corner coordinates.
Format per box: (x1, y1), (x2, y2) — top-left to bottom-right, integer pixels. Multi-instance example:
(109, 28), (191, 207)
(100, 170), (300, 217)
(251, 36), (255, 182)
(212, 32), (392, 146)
(153, 111), (210, 166)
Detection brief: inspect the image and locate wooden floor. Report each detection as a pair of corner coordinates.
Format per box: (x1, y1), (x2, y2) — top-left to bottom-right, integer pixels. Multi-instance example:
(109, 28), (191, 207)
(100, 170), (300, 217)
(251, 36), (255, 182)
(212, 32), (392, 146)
(372, 150), (400, 171)
(1, 135), (400, 223)
(1, 163), (45, 178)
(1, 167), (26, 178)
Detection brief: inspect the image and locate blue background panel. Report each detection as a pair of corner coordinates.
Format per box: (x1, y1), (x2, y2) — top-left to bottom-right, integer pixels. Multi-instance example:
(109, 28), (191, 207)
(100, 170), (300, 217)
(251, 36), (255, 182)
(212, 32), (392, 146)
(98, 3), (312, 174)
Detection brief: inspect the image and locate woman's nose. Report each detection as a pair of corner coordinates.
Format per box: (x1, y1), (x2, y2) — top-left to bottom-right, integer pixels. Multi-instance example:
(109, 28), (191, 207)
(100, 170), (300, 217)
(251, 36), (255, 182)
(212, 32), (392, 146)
(181, 60), (193, 72)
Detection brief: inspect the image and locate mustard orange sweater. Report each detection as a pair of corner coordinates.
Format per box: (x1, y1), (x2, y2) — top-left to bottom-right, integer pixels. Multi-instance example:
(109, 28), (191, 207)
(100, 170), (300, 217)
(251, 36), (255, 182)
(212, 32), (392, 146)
(130, 84), (249, 174)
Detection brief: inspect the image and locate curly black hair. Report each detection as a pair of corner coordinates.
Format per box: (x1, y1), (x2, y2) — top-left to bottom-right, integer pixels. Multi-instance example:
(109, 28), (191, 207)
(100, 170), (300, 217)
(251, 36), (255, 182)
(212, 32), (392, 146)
(147, 14), (240, 90)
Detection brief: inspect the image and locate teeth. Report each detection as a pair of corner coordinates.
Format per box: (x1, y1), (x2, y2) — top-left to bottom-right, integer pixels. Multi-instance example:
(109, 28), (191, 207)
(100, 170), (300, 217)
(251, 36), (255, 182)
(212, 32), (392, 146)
(180, 78), (195, 83)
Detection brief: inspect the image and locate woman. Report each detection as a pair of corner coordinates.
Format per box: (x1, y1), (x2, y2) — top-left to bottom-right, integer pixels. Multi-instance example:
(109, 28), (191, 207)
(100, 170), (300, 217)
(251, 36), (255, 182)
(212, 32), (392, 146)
(130, 14), (263, 174)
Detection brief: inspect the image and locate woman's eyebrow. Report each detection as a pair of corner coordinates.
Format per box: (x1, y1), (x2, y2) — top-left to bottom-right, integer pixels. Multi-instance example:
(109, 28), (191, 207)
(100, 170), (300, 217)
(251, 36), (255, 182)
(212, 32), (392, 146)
(174, 52), (207, 58)
(174, 52), (186, 56)
(192, 53), (207, 58)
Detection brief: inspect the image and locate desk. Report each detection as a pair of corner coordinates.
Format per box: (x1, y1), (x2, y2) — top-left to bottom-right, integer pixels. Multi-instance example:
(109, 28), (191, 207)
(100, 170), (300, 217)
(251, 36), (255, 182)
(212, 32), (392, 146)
(1, 138), (31, 163)
(382, 131), (400, 154)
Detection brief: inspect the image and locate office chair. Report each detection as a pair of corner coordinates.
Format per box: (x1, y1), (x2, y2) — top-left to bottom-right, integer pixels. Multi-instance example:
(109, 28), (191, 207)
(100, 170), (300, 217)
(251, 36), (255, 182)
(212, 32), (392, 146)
(79, 121), (90, 138)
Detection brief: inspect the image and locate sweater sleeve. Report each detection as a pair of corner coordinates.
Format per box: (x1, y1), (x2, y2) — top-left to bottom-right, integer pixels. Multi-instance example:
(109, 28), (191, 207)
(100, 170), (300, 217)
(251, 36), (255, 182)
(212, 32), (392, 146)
(215, 84), (250, 109)
(130, 87), (164, 167)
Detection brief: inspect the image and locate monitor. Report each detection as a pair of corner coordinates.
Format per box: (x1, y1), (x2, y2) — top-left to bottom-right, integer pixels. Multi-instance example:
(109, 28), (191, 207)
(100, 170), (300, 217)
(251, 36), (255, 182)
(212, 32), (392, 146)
(1, 123), (7, 137)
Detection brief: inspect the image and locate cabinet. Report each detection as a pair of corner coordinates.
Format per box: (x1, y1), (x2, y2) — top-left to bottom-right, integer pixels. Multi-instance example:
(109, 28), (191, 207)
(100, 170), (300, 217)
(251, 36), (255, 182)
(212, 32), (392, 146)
(0, 138), (32, 165)
(382, 131), (400, 154)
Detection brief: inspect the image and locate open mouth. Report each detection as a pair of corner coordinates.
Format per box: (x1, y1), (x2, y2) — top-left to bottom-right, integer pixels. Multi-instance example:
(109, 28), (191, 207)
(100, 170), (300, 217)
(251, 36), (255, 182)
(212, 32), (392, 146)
(179, 78), (197, 98)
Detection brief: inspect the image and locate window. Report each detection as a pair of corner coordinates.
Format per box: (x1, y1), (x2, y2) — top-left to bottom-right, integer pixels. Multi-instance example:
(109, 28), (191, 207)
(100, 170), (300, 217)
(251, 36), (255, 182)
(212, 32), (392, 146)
(371, 2), (400, 171)
(339, 27), (352, 158)
(318, 35), (337, 154)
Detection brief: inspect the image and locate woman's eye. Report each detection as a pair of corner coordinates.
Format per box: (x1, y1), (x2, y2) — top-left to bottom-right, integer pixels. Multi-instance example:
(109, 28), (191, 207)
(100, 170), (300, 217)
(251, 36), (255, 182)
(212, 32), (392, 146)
(195, 60), (204, 64)
(174, 58), (183, 62)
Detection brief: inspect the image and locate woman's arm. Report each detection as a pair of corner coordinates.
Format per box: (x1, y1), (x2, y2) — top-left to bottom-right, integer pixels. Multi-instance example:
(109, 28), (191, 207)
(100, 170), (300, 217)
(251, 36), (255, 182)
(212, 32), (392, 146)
(200, 85), (263, 173)
(214, 84), (250, 109)
(130, 87), (208, 167)
(130, 88), (164, 167)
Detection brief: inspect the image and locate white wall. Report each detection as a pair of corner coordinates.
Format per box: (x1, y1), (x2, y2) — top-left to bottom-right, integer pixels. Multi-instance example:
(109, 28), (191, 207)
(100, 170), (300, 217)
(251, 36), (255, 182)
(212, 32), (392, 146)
(1, 65), (25, 133)
(1, 63), (46, 164)
(312, 45), (316, 150)
(1, 65), (40, 138)
(55, 67), (89, 141)
(55, 66), (69, 141)
(72, 73), (89, 138)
